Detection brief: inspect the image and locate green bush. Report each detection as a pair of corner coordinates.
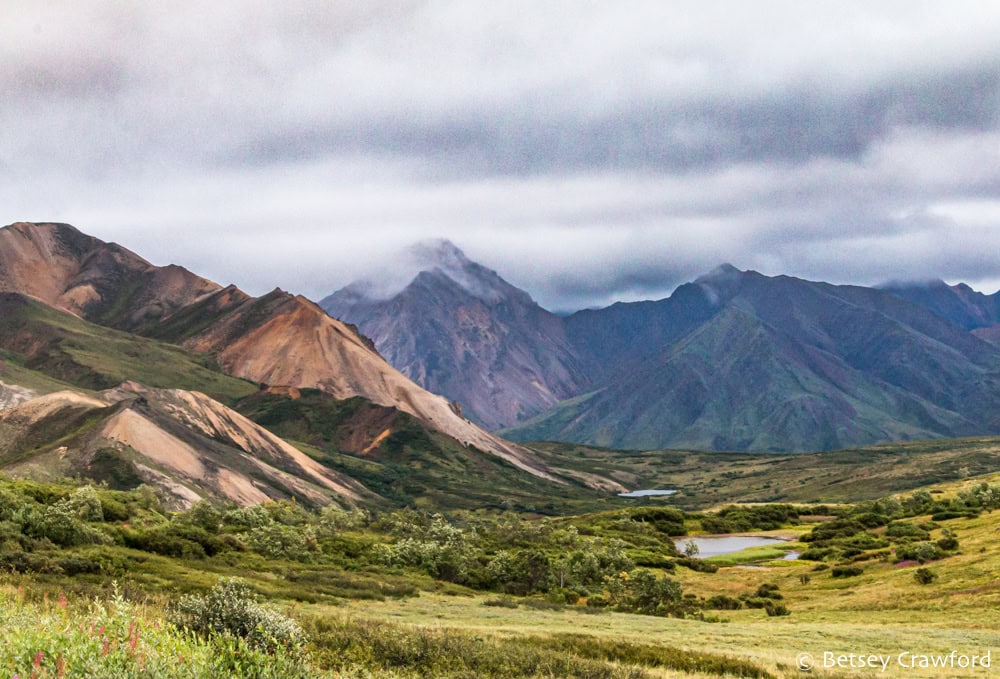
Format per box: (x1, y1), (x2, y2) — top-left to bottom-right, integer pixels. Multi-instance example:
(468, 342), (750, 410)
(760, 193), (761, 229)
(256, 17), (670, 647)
(936, 536), (959, 551)
(629, 508), (686, 536)
(482, 597), (518, 608)
(914, 567), (938, 585)
(98, 496), (130, 522)
(170, 578), (307, 655)
(754, 583), (782, 600)
(764, 602), (790, 617)
(0, 551), (62, 574)
(885, 521), (929, 540)
(0, 583), (313, 678)
(830, 566), (864, 578)
(22, 503), (111, 547)
(706, 595), (742, 610)
(675, 557), (718, 573)
(896, 542), (943, 564)
(123, 527), (208, 559)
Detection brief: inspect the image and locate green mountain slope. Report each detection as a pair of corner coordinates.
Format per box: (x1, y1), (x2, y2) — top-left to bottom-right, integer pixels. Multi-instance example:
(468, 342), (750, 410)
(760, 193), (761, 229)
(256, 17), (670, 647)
(508, 268), (1000, 452)
(0, 293), (256, 401)
(235, 388), (618, 513)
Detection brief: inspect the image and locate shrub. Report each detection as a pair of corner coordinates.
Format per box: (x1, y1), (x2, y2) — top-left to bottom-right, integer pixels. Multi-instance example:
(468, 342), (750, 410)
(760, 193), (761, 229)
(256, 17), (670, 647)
(914, 568), (938, 585)
(831, 566), (864, 578)
(248, 523), (316, 561)
(629, 508), (686, 536)
(170, 578), (307, 655)
(0, 551), (62, 574)
(98, 496), (130, 522)
(123, 527), (207, 559)
(754, 583), (782, 600)
(764, 603), (790, 617)
(0, 583), (313, 678)
(936, 536), (959, 551)
(482, 597), (519, 608)
(706, 595), (742, 610)
(675, 557), (718, 573)
(22, 504), (112, 547)
(896, 542), (943, 564)
(885, 521), (929, 541)
(57, 555), (103, 575)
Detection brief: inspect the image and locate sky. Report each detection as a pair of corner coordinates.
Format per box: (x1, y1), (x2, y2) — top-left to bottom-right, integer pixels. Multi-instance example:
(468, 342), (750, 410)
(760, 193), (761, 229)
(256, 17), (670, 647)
(4, 1), (1000, 311)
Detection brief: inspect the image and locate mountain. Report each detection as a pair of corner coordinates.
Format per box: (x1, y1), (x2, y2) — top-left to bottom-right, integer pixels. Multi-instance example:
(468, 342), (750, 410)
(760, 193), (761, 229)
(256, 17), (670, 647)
(504, 267), (1000, 452)
(0, 221), (220, 331)
(881, 279), (1000, 331)
(321, 240), (590, 430)
(235, 387), (623, 510)
(0, 222), (554, 481)
(0, 382), (369, 509)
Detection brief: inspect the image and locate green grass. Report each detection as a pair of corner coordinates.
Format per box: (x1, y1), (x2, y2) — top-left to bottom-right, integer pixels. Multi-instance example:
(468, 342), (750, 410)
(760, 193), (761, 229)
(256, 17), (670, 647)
(531, 437), (1000, 509)
(0, 294), (255, 402)
(0, 582), (314, 678)
(703, 540), (804, 566)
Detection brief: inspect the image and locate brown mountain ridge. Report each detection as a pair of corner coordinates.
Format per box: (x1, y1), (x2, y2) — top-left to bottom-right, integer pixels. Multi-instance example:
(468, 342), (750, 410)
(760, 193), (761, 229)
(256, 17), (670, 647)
(0, 221), (554, 481)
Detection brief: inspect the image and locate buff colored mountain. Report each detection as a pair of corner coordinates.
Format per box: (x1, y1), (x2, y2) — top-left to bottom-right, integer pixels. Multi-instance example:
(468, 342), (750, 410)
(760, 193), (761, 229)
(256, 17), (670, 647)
(0, 222), (551, 480)
(0, 221), (219, 329)
(0, 381), (368, 508)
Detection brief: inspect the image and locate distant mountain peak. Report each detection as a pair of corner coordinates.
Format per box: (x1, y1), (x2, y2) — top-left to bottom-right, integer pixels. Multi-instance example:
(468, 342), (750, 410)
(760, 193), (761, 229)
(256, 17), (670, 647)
(329, 239), (522, 306)
(407, 238), (470, 269)
(694, 263), (746, 305)
(404, 239), (516, 303)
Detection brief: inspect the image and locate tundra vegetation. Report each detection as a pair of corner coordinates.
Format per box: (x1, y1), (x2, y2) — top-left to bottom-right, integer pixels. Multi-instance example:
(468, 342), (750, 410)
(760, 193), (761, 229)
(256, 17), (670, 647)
(0, 474), (998, 677)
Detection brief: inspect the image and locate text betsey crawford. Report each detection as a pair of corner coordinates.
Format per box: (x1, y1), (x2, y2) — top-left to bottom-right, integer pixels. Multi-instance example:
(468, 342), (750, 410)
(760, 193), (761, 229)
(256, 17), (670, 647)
(823, 650), (991, 672)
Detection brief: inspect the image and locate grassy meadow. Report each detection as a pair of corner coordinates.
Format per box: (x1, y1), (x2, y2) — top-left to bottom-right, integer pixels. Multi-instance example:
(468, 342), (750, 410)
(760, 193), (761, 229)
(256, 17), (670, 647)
(0, 465), (999, 677)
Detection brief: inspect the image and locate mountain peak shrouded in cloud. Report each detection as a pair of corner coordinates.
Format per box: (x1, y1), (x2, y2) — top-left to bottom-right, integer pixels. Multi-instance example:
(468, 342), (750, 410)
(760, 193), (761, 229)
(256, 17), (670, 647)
(322, 243), (589, 430)
(333, 238), (534, 307)
(694, 263), (749, 306)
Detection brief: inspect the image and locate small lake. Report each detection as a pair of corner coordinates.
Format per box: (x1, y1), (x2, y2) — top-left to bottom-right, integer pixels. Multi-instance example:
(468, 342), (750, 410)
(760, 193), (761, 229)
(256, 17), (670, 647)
(618, 489), (677, 498)
(675, 535), (798, 560)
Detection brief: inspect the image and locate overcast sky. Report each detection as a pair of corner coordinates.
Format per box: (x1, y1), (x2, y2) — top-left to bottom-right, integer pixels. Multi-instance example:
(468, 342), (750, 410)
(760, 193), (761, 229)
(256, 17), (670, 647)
(4, 1), (1000, 311)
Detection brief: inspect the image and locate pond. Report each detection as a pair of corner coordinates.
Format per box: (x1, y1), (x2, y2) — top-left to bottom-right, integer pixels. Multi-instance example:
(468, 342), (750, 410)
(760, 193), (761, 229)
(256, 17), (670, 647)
(674, 535), (799, 560)
(617, 489), (677, 498)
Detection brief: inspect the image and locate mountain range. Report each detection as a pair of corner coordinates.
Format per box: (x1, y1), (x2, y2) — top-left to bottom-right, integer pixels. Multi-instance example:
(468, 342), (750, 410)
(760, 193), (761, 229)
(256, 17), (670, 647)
(0, 221), (608, 509)
(326, 247), (1000, 453)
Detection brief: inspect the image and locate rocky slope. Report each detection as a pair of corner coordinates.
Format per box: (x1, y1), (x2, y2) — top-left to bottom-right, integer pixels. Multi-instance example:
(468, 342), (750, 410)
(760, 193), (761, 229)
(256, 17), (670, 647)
(0, 381), (370, 509)
(322, 240), (590, 429)
(0, 222), (552, 480)
(0, 222), (220, 330)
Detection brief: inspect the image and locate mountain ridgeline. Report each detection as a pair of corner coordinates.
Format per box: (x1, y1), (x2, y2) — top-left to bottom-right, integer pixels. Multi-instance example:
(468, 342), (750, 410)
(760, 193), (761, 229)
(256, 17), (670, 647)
(327, 253), (1000, 453)
(0, 222), (578, 508)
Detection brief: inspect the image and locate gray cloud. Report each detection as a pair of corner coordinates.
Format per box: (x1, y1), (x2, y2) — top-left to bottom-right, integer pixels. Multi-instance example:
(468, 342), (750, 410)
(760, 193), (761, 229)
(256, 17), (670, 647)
(4, 1), (1000, 311)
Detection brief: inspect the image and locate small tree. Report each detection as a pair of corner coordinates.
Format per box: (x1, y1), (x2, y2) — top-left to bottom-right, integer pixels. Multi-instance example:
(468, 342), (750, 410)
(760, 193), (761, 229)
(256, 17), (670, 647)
(682, 540), (700, 557)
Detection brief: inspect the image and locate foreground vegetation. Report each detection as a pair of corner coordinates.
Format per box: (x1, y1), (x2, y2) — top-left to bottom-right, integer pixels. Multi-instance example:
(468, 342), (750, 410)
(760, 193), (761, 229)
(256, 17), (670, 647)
(1, 468), (1000, 677)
